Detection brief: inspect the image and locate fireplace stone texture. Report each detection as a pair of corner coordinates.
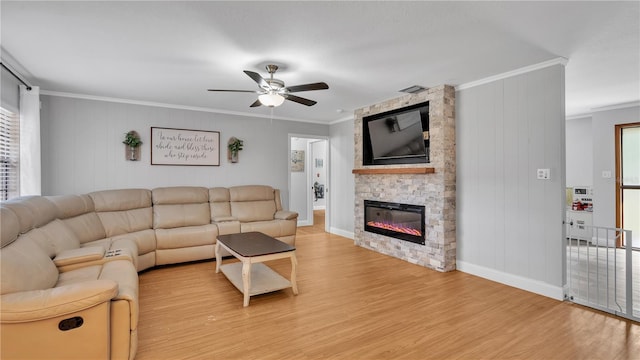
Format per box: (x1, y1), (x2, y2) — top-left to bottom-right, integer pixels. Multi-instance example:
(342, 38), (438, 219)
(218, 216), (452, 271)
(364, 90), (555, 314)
(354, 85), (456, 272)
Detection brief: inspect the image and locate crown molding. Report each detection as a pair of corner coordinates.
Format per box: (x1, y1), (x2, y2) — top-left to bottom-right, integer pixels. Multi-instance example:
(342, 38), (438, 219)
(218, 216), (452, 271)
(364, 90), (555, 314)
(565, 101), (640, 120)
(566, 113), (593, 121)
(329, 114), (354, 125)
(455, 57), (568, 91)
(39, 90), (330, 125)
(591, 101), (640, 113)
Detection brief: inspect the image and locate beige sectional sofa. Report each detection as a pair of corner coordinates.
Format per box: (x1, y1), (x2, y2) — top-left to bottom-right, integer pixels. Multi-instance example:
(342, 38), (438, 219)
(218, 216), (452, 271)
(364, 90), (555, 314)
(0, 185), (297, 360)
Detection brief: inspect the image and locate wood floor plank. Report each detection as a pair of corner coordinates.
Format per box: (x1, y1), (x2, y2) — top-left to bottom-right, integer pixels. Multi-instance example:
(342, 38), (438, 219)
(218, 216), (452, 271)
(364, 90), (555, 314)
(136, 213), (639, 359)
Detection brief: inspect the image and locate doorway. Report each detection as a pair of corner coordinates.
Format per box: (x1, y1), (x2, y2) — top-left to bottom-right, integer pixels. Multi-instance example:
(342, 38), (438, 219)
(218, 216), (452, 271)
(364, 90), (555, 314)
(288, 135), (329, 232)
(615, 123), (640, 248)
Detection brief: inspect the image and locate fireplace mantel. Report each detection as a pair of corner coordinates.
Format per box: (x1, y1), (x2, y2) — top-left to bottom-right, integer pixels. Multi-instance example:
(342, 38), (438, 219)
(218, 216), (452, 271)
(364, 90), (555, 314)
(352, 167), (435, 175)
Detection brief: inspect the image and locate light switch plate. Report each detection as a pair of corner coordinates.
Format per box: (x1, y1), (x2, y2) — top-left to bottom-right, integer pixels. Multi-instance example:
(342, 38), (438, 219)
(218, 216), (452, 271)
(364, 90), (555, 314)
(602, 170), (612, 178)
(537, 168), (550, 180)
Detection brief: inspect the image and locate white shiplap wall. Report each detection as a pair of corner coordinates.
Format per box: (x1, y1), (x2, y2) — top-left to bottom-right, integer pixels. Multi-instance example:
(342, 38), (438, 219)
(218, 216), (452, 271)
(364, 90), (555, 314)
(329, 119), (355, 238)
(456, 64), (566, 299)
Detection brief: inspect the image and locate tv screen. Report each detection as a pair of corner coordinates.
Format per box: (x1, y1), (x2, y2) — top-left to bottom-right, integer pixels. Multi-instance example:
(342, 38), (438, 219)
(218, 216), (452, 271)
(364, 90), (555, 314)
(363, 102), (429, 165)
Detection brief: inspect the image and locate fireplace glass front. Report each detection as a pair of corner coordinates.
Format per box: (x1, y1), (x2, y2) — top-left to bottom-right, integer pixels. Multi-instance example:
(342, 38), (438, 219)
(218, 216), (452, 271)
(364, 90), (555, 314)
(364, 200), (425, 245)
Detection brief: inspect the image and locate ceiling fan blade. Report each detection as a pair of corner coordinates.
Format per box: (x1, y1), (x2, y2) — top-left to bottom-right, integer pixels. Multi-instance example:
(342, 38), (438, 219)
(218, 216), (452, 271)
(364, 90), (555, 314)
(286, 82), (329, 93)
(207, 89), (260, 93)
(249, 99), (262, 107)
(243, 70), (270, 89)
(283, 94), (317, 106)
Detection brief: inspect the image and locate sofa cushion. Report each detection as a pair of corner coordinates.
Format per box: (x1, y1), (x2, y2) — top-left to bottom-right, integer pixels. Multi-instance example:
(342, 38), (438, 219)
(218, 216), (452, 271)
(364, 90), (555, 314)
(2, 196), (59, 234)
(153, 204), (210, 229)
(152, 187), (211, 229)
(97, 208), (153, 237)
(21, 219), (81, 258)
(1, 202), (36, 235)
(0, 207), (20, 247)
(231, 201), (277, 222)
(240, 219), (297, 239)
(229, 185), (278, 222)
(155, 224), (217, 250)
(49, 194), (108, 244)
(152, 186), (209, 205)
(209, 187), (231, 220)
(1, 237), (59, 295)
(20, 196), (59, 228)
(90, 189), (152, 212)
(47, 194), (94, 219)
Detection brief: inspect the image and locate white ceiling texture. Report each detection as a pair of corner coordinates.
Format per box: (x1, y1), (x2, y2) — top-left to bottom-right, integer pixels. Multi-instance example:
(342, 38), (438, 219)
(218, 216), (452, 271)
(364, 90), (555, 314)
(1, 1), (638, 124)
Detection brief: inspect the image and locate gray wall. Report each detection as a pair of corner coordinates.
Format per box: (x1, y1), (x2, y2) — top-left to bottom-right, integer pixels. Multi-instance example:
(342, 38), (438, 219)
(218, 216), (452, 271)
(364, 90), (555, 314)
(40, 95), (328, 210)
(290, 137), (311, 224)
(566, 116), (593, 187)
(328, 119), (355, 237)
(592, 105), (640, 230)
(456, 64), (566, 299)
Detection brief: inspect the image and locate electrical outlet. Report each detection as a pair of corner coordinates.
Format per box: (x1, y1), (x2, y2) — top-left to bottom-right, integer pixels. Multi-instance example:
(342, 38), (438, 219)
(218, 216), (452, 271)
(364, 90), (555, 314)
(537, 168), (550, 180)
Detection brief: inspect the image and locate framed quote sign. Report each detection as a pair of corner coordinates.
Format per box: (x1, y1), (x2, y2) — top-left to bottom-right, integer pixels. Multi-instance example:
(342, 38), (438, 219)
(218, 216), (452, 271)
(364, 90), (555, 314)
(151, 127), (220, 166)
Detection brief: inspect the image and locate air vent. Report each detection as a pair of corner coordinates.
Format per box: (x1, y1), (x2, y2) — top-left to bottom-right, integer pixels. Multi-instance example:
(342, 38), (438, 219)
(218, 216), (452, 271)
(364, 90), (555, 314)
(399, 85), (428, 94)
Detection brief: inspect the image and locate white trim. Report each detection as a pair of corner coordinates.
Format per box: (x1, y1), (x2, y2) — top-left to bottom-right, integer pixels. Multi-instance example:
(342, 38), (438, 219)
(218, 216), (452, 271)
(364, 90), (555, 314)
(329, 114), (355, 125)
(455, 57), (568, 91)
(330, 227), (355, 240)
(297, 220), (312, 227)
(591, 101), (640, 113)
(565, 101), (639, 120)
(39, 90), (329, 125)
(456, 260), (564, 301)
(566, 113), (593, 121)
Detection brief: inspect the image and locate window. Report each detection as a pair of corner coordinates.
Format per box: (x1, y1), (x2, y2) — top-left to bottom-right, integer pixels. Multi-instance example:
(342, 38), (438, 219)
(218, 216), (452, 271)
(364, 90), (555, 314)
(0, 107), (19, 201)
(616, 123), (640, 249)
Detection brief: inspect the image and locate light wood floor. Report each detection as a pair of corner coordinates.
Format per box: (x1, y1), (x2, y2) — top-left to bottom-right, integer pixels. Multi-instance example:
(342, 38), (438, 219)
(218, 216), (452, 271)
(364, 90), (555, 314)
(136, 212), (639, 359)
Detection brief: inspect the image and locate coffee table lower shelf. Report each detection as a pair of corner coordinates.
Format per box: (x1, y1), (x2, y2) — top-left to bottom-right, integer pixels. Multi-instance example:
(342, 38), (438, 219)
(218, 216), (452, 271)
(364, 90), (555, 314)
(219, 262), (293, 297)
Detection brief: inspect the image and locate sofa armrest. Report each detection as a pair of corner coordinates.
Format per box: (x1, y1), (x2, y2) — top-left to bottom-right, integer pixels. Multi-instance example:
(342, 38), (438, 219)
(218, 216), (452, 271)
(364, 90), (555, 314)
(212, 216), (238, 222)
(53, 246), (106, 267)
(275, 211), (298, 220)
(0, 280), (118, 323)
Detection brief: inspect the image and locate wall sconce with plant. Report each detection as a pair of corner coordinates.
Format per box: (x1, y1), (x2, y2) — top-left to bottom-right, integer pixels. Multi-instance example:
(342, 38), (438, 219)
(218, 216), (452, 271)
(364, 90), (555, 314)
(228, 137), (244, 163)
(123, 130), (143, 161)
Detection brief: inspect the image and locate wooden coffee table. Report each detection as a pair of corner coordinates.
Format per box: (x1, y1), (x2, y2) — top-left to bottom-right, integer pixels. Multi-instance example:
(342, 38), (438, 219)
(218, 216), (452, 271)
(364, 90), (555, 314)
(215, 232), (298, 307)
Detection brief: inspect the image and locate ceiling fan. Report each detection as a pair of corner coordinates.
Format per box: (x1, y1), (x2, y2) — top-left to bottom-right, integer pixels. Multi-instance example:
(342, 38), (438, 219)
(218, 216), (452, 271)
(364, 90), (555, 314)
(207, 64), (329, 107)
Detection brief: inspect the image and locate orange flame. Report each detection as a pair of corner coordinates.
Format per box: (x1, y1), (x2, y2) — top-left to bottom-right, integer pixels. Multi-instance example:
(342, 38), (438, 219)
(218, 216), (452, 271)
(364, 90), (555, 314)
(366, 221), (422, 236)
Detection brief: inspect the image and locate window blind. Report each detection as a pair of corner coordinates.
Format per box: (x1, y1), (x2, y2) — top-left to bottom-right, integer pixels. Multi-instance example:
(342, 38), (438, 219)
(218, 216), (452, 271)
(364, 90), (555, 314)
(0, 107), (20, 201)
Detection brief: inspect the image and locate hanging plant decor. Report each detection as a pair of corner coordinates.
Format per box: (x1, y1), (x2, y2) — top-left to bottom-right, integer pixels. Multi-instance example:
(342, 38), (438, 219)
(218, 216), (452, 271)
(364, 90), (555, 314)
(228, 137), (244, 163)
(123, 130), (143, 161)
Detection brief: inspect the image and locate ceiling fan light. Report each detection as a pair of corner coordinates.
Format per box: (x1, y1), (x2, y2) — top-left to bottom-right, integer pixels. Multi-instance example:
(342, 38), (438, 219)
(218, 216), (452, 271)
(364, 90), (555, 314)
(258, 93), (285, 107)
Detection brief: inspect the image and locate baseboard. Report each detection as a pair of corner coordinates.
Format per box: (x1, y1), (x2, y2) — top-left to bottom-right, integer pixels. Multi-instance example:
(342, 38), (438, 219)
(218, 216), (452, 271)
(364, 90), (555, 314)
(456, 260), (564, 301)
(330, 227), (354, 240)
(297, 220), (312, 227)
(313, 205), (326, 210)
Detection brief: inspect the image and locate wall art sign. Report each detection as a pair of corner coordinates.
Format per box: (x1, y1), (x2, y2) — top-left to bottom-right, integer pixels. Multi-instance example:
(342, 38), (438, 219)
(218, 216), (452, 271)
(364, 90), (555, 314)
(151, 127), (220, 166)
(291, 150), (305, 172)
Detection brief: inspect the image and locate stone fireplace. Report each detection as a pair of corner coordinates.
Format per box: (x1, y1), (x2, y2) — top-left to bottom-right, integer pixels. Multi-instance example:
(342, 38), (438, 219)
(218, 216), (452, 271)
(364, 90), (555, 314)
(353, 85), (456, 272)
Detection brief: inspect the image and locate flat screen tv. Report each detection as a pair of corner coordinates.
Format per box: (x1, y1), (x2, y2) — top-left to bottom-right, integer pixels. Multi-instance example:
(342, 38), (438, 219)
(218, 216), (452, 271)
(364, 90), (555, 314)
(363, 101), (429, 166)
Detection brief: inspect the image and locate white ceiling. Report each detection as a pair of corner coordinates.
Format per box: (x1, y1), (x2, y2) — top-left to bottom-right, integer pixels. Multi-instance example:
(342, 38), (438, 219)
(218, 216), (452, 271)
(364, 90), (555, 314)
(2, 1), (638, 124)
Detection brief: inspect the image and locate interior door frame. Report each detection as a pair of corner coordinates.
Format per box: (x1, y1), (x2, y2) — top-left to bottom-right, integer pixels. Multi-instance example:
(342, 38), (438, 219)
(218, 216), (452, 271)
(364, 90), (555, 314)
(288, 134), (330, 231)
(614, 122), (640, 247)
